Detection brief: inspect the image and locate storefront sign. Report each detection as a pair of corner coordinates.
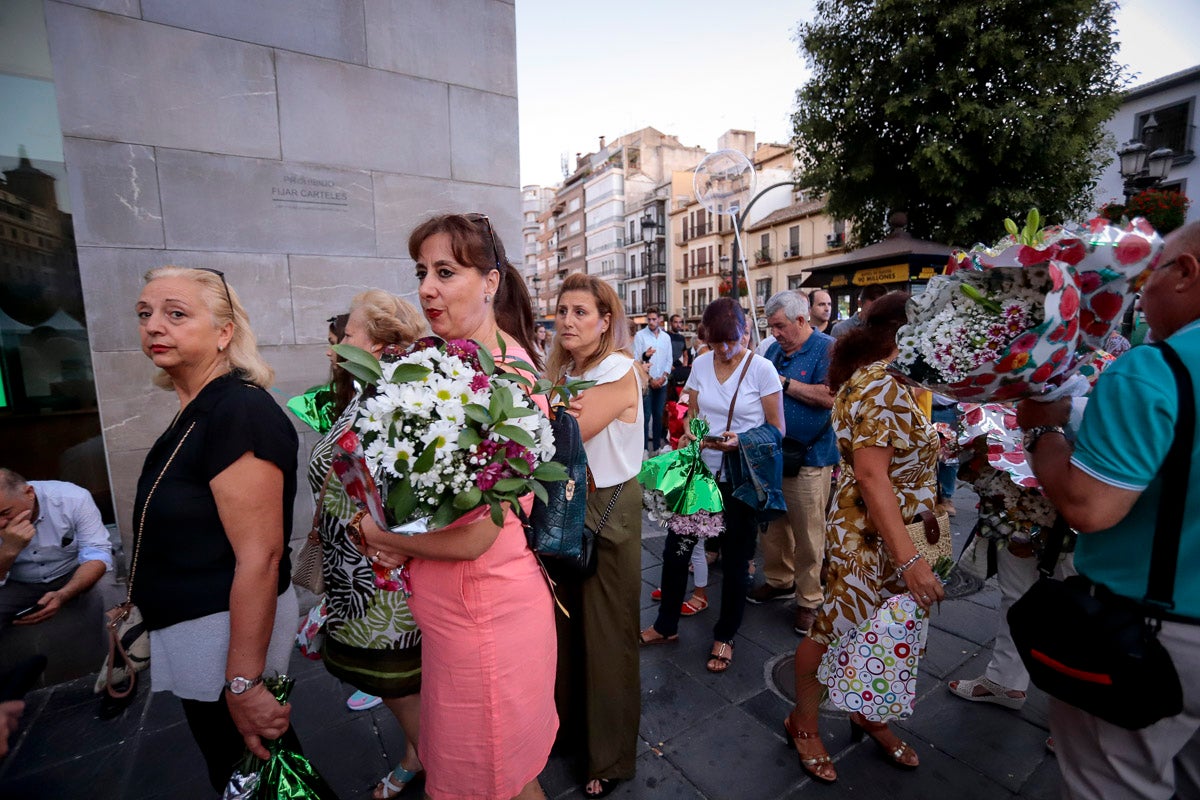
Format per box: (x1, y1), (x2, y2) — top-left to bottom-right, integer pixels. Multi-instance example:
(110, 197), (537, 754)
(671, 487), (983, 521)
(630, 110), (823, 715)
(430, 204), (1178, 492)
(829, 274), (849, 287)
(917, 267), (937, 280)
(852, 264), (909, 285)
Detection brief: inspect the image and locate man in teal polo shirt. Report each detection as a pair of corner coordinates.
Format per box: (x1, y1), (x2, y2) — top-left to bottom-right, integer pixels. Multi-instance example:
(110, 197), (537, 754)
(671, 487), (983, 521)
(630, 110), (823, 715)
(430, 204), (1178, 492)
(1017, 221), (1200, 799)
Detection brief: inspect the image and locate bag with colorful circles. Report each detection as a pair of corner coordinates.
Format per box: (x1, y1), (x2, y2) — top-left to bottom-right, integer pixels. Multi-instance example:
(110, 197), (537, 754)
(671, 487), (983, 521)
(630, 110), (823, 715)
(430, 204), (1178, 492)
(817, 593), (929, 723)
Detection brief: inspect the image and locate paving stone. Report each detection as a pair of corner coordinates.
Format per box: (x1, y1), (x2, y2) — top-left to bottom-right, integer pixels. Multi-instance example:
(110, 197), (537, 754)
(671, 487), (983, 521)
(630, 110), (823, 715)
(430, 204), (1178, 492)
(638, 660), (725, 745)
(660, 704), (799, 800)
(922, 624), (987, 680)
(554, 749), (704, 799)
(4, 686), (143, 771)
(899, 680), (1051, 793)
(0, 739), (133, 799)
(127, 721), (210, 798)
(300, 715), (390, 800)
(738, 688), (793, 735)
(928, 592), (1001, 646)
(1020, 753), (1064, 800)
(666, 634), (773, 706)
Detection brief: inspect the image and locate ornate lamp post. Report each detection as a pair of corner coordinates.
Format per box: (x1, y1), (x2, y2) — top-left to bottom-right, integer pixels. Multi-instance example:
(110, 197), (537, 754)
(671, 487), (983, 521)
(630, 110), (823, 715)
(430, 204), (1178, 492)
(640, 214), (657, 312)
(1118, 114), (1175, 203)
(531, 274), (542, 318)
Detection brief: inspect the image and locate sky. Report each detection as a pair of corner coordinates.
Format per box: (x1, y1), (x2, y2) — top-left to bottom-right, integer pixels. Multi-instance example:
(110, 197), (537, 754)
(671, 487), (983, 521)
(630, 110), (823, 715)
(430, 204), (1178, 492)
(515, 0), (1200, 188)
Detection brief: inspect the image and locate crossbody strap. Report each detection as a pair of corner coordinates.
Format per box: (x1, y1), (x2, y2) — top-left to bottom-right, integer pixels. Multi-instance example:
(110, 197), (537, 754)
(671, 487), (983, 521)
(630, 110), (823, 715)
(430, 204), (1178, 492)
(715, 351), (755, 483)
(1145, 341), (1194, 611)
(127, 421), (196, 602)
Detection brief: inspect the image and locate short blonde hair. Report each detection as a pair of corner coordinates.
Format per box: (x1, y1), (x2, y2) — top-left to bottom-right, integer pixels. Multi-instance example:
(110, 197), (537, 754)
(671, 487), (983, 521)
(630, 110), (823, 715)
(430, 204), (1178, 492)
(143, 266), (274, 390)
(349, 289), (426, 348)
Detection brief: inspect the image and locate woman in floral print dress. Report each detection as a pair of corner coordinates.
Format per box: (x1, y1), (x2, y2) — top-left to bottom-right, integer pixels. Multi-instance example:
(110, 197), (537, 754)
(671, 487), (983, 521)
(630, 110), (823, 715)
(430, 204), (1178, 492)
(782, 292), (944, 784)
(310, 289), (428, 799)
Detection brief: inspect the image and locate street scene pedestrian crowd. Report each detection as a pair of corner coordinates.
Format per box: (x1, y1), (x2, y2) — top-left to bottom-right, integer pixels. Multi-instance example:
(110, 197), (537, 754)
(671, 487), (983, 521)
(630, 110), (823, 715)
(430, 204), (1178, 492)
(2, 215), (1199, 800)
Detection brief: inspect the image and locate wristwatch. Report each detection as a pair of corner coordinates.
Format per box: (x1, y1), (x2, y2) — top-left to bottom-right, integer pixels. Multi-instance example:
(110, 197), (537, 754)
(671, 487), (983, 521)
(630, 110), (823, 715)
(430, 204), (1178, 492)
(1022, 425), (1065, 453)
(224, 675), (263, 695)
(782, 377), (792, 392)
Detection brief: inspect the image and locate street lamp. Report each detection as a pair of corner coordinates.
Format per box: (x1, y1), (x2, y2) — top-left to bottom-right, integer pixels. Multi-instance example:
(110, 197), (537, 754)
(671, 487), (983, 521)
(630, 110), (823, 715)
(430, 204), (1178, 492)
(1118, 114), (1175, 202)
(531, 275), (542, 317)
(640, 214), (658, 312)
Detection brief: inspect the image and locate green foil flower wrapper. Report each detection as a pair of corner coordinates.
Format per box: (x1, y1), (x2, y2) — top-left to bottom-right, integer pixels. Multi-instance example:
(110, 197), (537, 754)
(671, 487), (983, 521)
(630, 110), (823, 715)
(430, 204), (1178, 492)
(638, 417), (724, 538)
(286, 383), (339, 434)
(222, 675), (338, 800)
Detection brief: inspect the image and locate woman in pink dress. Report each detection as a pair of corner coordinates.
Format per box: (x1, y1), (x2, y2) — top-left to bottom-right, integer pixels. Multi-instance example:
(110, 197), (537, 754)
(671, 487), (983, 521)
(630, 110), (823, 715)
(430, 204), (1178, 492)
(358, 213), (557, 799)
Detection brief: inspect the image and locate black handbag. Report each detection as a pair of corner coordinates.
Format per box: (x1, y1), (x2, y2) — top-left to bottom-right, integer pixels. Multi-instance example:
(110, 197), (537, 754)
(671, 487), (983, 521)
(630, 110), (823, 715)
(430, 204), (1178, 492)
(522, 404), (597, 577)
(781, 420), (831, 478)
(1007, 341), (1194, 730)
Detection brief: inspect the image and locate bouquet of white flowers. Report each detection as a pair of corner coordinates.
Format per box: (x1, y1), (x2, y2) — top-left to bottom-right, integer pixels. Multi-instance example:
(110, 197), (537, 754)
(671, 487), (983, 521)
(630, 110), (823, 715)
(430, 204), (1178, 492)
(333, 336), (571, 533)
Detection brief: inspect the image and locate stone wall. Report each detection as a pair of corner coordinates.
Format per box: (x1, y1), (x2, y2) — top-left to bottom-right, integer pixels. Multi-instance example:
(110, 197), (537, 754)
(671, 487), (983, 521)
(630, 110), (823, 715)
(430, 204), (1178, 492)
(42, 0), (521, 553)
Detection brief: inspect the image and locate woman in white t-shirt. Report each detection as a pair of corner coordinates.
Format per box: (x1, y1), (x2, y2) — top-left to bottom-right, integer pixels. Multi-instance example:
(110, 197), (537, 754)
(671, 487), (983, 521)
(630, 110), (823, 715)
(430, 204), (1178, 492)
(545, 272), (644, 798)
(640, 298), (784, 675)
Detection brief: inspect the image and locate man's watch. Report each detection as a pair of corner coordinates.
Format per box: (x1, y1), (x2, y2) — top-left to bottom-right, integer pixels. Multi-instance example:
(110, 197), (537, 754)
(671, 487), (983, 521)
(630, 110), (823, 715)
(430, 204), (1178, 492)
(782, 377), (792, 392)
(224, 675), (264, 695)
(1022, 425), (1066, 453)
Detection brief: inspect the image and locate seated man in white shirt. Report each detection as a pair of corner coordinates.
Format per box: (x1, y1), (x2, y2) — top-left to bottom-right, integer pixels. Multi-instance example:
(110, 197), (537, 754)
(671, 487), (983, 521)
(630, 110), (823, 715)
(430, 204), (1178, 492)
(0, 469), (112, 631)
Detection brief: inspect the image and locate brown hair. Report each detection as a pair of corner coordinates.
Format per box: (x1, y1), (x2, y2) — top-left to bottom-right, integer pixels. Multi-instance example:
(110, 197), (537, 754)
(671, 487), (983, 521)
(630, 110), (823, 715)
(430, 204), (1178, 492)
(143, 266), (274, 390)
(700, 297), (745, 344)
(326, 313), (355, 417)
(545, 272), (631, 381)
(827, 291), (910, 391)
(407, 213), (541, 369)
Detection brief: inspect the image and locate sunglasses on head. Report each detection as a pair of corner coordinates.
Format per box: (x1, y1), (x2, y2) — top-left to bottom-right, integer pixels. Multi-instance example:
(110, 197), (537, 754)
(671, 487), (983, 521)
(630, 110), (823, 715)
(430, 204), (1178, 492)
(194, 267), (234, 313)
(464, 213), (504, 271)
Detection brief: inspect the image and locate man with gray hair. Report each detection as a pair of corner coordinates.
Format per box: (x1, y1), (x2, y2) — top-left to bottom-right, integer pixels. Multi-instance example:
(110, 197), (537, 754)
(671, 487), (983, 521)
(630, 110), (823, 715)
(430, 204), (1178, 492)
(0, 469), (112, 630)
(748, 292), (837, 634)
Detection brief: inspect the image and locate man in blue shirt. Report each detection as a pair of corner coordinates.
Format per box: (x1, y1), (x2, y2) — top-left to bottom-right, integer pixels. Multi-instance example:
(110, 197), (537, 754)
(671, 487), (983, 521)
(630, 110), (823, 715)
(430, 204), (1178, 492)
(1017, 221), (1200, 799)
(0, 469), (112, 630)
(748, 291), (837, 635)
(633, 307), (673, 453)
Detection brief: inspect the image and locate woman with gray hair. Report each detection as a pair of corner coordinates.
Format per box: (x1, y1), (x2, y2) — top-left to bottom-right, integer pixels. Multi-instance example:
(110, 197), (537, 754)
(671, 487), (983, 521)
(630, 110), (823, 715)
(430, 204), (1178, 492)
(132, 266), (300, 792)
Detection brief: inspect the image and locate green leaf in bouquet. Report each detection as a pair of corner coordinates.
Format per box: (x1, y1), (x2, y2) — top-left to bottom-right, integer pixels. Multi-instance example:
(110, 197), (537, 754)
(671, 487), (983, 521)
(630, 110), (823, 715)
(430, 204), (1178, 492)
(412, 440), (438, 473)
(959, 283), (1003, 314)
(493, 477), (528, 493)
(493, 423), (535, 448)
(530, 480), (549, 504)
(494, 371), (533, 390)
(499, 355), (535, 374)
(387, 478), (418, 523)
(429, 498), (464, 529)
(476, 345), (495, 375)
(331, 344), (383, 383)
(390, 363), (433, 383)
(453, 486), (482, 510)
(1024, 208), (1040, 244)
(489, 383), (511, 420)
(458, 427), (482, 448)
(533, 460), (568, 482)
(489, 501), (505, 527)
(506, 457), (531, 475)
(463, 403), (493, 426)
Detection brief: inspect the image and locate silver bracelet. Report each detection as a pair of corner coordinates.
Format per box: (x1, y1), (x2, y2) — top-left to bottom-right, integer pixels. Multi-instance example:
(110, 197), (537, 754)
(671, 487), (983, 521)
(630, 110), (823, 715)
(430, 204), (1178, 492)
(896, 553), (922, 579)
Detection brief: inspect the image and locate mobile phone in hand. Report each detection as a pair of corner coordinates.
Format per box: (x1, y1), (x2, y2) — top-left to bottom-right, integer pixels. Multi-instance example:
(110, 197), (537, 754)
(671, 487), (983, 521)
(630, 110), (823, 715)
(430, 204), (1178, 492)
(12, 603), (44, 621)
(701, 434), (727, 444)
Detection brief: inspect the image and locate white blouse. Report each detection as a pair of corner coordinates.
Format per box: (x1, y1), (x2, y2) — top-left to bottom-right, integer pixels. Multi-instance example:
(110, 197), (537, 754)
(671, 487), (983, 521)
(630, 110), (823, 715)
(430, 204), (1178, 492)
(571, 353), (644, 489)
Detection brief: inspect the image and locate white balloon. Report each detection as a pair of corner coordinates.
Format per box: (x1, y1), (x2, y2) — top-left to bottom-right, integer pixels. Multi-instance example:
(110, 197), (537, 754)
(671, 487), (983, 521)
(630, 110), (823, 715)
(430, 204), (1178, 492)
(692, 149), (756, 217)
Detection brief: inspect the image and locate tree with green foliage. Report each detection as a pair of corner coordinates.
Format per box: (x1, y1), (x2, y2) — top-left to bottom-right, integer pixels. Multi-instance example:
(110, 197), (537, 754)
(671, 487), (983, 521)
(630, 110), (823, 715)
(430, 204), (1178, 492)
(792, 0), (1126, 248)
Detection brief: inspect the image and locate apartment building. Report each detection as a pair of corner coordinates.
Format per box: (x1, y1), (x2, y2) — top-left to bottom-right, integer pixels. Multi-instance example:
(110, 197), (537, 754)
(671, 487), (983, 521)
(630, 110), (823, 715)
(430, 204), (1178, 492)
(521, 185), (555, 318)
(742, 198), (846, 309)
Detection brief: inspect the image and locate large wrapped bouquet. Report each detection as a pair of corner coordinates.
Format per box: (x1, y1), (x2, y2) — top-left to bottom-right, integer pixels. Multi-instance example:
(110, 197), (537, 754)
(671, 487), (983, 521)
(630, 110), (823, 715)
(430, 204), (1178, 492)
(892, 212), (1163, 402)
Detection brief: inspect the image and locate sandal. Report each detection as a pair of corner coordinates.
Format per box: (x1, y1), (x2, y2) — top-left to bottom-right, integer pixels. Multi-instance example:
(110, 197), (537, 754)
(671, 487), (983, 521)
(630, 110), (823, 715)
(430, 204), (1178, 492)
(373, 763), (423, 799)
(849, 712), (918, 769)
(782, 714), (836, 783)
(947, 676), (1026, 709)
(680, 595), (709, 616)
(706, 641), (733, 673)
(638, 626), (679, 645)
(584, 778), (621, 797)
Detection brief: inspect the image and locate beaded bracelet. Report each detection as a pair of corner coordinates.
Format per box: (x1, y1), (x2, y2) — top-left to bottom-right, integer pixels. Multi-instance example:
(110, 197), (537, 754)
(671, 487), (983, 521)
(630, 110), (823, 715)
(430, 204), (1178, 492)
(895, 553), (923, 579)
(347, 509), (370, 552)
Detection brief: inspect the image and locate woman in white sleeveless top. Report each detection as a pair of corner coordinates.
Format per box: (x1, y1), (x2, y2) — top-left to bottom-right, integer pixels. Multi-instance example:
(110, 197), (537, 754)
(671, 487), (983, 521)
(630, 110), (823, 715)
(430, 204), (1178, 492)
(544, 272), (644, 798)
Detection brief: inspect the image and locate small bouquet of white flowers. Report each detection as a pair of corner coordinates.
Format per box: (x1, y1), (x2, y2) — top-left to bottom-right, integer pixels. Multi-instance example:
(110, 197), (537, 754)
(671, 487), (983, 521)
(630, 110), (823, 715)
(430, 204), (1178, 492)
(333, 336), (570, 534)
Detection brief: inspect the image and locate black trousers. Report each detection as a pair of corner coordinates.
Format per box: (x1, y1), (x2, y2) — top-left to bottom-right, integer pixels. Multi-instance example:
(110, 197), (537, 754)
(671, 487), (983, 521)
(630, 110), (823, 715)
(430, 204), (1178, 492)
(654, 484), (758, 641)
(181, 694), (303, 794)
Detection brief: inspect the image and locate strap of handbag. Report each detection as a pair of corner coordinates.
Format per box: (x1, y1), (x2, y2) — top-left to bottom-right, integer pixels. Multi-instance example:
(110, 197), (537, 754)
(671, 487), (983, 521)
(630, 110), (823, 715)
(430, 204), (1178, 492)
(1036, 341), (1194, 618)
(309, 466), (336, 544)
(590, 481), (625, 537)
(107, 420), (196, 697)
(715, 351), (755, 482)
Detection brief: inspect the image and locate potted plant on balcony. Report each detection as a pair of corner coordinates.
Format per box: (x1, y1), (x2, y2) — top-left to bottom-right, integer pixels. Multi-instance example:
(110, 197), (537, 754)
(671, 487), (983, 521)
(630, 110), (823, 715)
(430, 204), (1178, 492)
(1099, 190), (1190, 235)
(718, 277), (748, 297)
(755, 247), (772, 265)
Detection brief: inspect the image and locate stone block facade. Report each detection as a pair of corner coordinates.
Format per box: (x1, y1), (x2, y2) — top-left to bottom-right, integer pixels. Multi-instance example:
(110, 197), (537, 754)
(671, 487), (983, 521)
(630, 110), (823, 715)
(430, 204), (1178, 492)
(41, 0), (521, 555)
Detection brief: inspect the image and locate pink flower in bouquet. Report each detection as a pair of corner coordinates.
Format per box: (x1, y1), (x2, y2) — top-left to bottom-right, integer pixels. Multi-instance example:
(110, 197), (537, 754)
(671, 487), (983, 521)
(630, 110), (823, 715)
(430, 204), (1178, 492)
(476, 461), (506, 491)
(470, 372), (490, 392)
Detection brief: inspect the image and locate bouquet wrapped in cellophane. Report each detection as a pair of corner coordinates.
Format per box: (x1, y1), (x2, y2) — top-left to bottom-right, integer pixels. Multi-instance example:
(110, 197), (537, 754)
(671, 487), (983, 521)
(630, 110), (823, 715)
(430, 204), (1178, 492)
(222, 675), (336, 800)
(638, 417), (724, 538)
(332, 336), (576, 535)
(891, 212), (1163, 402)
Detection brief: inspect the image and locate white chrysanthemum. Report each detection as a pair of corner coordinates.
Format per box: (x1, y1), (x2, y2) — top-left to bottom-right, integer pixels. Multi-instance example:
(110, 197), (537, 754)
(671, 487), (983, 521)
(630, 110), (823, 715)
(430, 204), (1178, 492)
(394, 382), (435, 418)
(535, 415), (555, 463)
(357, 403), (391, 436)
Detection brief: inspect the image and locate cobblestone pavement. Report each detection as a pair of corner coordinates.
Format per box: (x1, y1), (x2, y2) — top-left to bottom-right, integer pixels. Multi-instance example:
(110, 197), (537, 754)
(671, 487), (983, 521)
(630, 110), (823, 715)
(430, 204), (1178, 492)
(0, 488), (1061, 799)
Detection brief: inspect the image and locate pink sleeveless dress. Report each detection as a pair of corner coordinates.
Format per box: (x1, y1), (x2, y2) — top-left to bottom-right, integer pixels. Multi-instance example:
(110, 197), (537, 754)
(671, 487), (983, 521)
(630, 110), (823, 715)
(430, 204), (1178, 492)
(406, 346), (558, 798)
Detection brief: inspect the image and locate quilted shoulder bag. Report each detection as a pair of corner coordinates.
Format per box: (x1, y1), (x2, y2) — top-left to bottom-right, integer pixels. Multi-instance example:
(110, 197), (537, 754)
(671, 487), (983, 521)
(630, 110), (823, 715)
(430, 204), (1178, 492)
(95, 421), (195, 698)
(1008, 341), (1193, 730)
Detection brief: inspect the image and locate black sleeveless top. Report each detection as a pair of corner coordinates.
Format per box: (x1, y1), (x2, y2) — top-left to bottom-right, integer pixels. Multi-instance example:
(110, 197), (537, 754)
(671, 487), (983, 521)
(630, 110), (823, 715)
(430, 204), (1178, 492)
(131, 373), (298, 630)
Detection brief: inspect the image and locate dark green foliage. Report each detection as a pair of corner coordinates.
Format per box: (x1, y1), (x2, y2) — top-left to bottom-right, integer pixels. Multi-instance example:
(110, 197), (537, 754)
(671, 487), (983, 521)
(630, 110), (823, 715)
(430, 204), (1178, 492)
(792, 0), (1127, 248)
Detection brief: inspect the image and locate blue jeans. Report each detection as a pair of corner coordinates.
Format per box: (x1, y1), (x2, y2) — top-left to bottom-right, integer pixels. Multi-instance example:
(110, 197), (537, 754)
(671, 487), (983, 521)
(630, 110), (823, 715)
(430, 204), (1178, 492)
(643, 384), (667, 451)
(931, 405), (959, 499)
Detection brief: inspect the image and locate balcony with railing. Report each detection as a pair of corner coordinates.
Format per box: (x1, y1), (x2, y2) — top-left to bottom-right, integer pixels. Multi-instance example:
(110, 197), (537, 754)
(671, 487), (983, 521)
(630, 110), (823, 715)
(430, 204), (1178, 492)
(753, 247), (773, 266)
(781, 245), (801, 260)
